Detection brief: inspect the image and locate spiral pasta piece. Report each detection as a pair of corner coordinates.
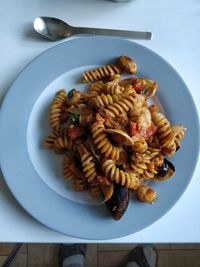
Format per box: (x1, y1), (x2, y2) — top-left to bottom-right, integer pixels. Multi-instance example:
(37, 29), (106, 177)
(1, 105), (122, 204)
(131, 162), (148, 175)
(88, 81), (105, 97)
(132, 137), (148, 153)
(91, 114), (121, 160)
(53, 135), (75, 153)
(105, 93), (138, 117)
(53, 89), (68, 105)
(44, 132), (59, 149)
(135, 161), (158, 179)
(83, 64), (121, 83)
(102, 159), (140, 190)
(149, 105), (177, 157)
(131, 148), (163, 179)
(131, 153), (151, 175)
(123, 84), (136, 95)
(89, 185), (102, 197)
(88, 94), (119, 109)
(78, 144), (97, 182)
(104, 81), (124, 95)
(108, 74), (121, 83)
(49, 90), (68, 130)
(149, 105), (171, 144)
(63, 167), (76, 180)
(74, 177), (88, 191)
(171, 125), (186, 150)
(79, 113), (94, 127)
(63, 155), (77, 180)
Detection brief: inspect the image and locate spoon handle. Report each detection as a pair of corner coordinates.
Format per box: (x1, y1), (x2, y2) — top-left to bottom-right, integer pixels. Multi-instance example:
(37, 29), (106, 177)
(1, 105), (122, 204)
(72, 26), (152, 40)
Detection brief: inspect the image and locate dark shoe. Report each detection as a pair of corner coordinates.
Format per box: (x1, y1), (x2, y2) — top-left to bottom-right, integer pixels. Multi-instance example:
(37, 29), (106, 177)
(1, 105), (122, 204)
(58, 244), (87, 267)
(125, 245), (158, 267)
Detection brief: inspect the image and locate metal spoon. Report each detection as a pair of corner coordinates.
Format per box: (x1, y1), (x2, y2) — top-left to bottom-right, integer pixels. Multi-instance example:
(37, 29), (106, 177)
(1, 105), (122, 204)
(33, 17), (152, 41)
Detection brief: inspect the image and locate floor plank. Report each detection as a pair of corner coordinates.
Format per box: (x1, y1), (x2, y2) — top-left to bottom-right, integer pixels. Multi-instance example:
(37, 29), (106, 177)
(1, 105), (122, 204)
(0, 253), (27, 267)
(1, 243), (200, 267)
(0, 243), (27, 255)
(98, 244), (136, 251)
(158, 250), (200, 267)
(98, 244), (172, 252)
(0, 256), (7, 266)
(170, 243), (200, 250)
(154, 244), (171, 250)
(27, 244), (58, 267)
(0, 244), (14, 255)
(98, 251), (129, 267)
(85, 244), (98, 267)
(12, 253), (27, 267)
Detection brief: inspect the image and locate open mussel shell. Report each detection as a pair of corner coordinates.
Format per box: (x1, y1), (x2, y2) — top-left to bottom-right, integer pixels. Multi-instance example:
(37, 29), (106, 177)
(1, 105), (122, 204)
(105, 184), (131, 220)
(105, 128), (134, 146)
(101, 183), (114, 203)
(154, 158), (175, 182)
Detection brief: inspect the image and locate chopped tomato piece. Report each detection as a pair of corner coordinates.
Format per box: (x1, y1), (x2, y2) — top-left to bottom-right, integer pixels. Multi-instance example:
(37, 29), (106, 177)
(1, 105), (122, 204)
(129, 121), (138, 136)
(130, 121), (157, 139)
(134, 84), (143, 93)
(138, 124), (157, 139)
(68, 126), (82, 139)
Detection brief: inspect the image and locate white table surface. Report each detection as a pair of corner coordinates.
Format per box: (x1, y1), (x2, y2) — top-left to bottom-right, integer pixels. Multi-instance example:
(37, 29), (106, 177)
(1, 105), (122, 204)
(0, 0), (200, 243)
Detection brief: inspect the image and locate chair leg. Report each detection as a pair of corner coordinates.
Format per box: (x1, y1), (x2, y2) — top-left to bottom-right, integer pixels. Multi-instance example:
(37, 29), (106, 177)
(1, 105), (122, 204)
(2, 243), (23, 267)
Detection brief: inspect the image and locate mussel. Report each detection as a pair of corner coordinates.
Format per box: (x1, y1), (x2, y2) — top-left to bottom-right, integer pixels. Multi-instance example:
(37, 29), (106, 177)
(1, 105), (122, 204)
(105, 128), (135, 146)
(105, 184), (131, 220)
(155, 158), (175, 181)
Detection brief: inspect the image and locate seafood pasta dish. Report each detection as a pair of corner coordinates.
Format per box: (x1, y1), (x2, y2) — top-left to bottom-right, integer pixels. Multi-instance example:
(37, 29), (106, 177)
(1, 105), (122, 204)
(44, 56), (186, 220)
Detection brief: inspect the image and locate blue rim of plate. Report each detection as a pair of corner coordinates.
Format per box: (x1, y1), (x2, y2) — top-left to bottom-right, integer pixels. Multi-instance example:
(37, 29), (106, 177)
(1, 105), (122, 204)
(0, 36), (199, 240)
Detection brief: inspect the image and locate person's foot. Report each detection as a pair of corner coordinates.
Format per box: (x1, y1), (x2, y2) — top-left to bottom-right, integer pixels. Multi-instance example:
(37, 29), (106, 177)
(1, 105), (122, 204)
(58, 244), (86, 267)
(125, 245), (158, 267)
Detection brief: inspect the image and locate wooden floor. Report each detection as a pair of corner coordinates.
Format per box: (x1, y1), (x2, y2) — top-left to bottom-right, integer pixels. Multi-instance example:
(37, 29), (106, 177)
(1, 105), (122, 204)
(0, 243), (200, 267)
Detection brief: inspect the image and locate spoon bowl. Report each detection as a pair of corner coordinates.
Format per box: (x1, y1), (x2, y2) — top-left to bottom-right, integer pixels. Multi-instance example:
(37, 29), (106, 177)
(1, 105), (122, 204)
(33, 16), (152, 41)
(34, 17), (73, 40)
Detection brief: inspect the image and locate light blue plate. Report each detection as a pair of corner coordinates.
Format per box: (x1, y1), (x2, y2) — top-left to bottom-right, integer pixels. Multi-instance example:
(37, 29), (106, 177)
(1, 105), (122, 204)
(0, 37), (199, 240)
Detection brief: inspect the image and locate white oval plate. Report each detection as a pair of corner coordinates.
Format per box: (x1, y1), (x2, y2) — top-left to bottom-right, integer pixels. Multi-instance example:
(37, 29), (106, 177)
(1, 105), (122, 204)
(0, 36), (199, 240)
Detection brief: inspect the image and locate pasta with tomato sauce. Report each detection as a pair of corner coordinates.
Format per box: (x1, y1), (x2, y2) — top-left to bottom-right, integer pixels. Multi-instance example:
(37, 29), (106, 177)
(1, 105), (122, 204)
(44, 55), (186, 220)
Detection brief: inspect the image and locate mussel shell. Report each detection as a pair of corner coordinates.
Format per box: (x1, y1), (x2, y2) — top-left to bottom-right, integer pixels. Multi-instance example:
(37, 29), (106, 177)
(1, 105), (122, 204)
(165, 158), (175, 172)
(105, 128), (134, 146)
(155, 158), (175, 181)
(156, 160), (169, 177)
(105, 184), (131, 220)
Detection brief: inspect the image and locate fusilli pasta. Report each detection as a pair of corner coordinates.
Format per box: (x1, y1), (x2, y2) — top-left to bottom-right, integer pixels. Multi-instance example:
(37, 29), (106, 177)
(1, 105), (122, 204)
(102, 160), (140, 190)
(104, 81), (124, 95)
(78, 144), (97, 183)
(91, 114), (121, 160)
(83, 64), (121, 83)
(44, 55), (186, 220)
(49, 90), (68, 130)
